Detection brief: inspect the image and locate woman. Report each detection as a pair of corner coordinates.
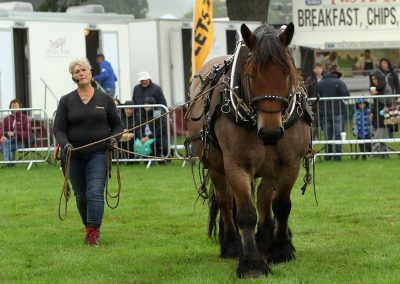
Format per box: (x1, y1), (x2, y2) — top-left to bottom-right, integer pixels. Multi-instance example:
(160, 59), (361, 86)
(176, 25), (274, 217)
(369, 73), (389, 158)
(375, 58), (400, 97)
(54, 58), (123, 246)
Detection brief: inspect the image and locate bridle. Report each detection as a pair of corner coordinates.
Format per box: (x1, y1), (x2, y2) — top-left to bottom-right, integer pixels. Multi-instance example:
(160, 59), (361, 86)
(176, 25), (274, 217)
(251, 94), (289, 114)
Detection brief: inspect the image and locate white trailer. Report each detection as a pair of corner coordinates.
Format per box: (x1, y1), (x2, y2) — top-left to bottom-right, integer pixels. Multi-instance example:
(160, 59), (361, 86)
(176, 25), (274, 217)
(0, 3), (134, 115)
(128, 19), (260, 106)
(0, 2), (262, 113)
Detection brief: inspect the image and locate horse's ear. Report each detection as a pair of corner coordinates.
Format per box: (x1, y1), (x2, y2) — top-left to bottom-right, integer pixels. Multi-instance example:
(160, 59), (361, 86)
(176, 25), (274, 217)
(241, 24), (256, 50)
(279, 23), (294, 47)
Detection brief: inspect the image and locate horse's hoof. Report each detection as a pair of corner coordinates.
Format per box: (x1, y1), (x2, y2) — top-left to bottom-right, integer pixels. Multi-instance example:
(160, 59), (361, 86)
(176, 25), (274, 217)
(267, 243), (296, 264)
(236, 256), (271, 278)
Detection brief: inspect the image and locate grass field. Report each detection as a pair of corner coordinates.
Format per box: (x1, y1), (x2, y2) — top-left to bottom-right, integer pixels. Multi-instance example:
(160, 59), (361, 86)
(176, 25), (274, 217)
(1, 158), (399, 283)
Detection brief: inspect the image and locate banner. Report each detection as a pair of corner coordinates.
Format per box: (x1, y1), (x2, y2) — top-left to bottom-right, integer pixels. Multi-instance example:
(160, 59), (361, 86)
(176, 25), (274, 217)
(293, 0), (400, 32)
(192, 0), (213, 77)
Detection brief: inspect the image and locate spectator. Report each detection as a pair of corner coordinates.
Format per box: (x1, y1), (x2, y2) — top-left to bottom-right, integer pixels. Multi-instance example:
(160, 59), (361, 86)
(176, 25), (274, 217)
(352, 98), (372, 159)
(114, 98), (121, 107)
(136, 96), (169, 161)
(132, 71), (167, 107)
(374, 58), (399, 138)
(316, 63), (350, 160)
(321, 51), (339, 70)
(0, 122), (3, 152)
(374, 58), (400, 97)
(0, 99), (32, 167)
(369, 73), (390, 158)
(354, 49), (376, 76)
(305, 63), (324, 139)
(93, 54), (118, 98)
(132, 71), (168, 161)
(54, 58), (123, 246)
(120, 100), (136, 161)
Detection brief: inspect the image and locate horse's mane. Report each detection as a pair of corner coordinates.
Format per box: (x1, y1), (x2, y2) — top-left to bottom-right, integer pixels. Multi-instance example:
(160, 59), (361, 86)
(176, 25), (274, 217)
(247, 25), (302, 89)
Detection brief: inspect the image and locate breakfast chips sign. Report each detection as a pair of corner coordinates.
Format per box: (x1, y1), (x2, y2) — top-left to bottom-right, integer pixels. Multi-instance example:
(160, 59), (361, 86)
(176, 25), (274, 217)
(293, 0), (400, 31)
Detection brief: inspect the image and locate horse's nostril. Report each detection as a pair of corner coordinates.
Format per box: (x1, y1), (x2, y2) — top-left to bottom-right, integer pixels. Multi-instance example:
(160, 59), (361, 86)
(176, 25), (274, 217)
(257, 128), (265, 139)
(258, 127), (284, 145)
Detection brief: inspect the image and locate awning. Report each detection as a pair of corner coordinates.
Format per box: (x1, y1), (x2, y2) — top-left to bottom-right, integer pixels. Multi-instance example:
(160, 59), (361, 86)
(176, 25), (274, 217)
(293, 31), (400, 50)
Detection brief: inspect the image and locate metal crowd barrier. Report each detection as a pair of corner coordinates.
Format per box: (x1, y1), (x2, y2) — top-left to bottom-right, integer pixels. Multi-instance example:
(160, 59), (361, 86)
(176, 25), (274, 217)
(2, 95), (397, 170)
(0, 108), (52, 170)
(169, 94), (400, 161)
(310, 94), (400, 160)
(115, 104), (171, 167)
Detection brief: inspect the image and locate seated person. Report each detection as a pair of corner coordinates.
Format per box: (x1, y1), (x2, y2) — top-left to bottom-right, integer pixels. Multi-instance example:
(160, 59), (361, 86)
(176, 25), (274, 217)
(119, 100), (136, 160)
(0, 122), (3, 152)
(136, 97), (169, 159)
(0, 99), (32, 166)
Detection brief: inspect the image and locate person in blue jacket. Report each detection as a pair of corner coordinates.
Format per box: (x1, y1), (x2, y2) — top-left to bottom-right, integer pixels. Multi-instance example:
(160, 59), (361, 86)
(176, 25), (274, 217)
(352, 98), (372, 159)
(93, 54), (117, 98)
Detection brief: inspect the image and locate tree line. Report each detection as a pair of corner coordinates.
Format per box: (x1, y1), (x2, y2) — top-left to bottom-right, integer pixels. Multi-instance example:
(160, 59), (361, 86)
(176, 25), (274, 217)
(7, 0), (272, 22)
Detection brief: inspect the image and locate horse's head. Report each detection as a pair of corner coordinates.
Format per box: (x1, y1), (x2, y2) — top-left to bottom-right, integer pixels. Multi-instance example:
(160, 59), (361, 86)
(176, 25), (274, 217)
(241, 23), (300, 145)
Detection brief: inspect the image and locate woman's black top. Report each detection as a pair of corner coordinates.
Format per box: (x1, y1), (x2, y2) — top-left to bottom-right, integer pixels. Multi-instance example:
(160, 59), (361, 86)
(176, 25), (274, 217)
(54, 89), (123, 152)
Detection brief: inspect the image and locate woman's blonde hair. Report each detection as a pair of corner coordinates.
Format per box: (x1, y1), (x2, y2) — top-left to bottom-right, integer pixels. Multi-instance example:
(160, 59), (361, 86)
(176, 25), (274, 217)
(69, 58), (92, 74)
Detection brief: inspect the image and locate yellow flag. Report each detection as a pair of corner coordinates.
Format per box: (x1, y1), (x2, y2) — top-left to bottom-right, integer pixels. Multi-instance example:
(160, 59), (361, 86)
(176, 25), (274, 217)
(192, 0), (213, 77)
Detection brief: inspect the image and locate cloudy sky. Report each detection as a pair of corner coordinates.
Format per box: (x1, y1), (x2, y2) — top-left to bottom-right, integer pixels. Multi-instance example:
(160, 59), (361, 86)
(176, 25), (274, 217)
(147, 0), (193, 18)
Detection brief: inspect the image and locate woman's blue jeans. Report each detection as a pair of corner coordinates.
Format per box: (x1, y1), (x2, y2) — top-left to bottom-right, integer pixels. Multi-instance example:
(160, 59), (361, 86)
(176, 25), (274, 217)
(67, 150), (107, 227)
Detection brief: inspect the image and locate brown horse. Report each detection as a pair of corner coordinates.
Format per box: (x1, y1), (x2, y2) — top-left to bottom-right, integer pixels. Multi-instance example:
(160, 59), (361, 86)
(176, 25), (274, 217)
(186, 23), (312, 278)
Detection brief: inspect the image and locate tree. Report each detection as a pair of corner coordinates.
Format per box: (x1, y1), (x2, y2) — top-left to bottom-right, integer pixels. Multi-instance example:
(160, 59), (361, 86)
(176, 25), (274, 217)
(183, 0), (227, 19)
(39, 0), (88, 12)
(226, 0), (270, 22)
(37, 0), (148, 18)
(86, 0), (148, 19)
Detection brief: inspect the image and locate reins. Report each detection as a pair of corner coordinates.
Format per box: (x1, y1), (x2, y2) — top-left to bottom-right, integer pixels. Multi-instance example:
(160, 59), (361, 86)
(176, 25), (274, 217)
(58, 147), (71, 221)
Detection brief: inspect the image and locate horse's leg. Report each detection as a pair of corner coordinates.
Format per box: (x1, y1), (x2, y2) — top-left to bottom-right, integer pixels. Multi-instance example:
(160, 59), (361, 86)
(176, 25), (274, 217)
(209, 170), (242, 258)
(268, 180), (297, 264)
(226, 171), (271, 278)
(255, 179), (275, 258)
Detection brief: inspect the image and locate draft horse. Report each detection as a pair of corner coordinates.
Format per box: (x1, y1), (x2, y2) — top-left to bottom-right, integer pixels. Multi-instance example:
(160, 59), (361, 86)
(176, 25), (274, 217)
(186, 23), (313, 278)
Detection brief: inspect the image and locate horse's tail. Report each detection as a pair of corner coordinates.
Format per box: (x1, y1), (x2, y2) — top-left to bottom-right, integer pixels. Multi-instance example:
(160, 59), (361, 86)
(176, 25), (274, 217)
(208, 184), (238, 244)
(208, 185), (218, 240)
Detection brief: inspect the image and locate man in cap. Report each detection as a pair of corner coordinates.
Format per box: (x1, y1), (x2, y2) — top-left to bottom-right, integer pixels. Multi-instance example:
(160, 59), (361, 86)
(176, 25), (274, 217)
(132, 71), (167, 107)
(132, 71), (168, 159)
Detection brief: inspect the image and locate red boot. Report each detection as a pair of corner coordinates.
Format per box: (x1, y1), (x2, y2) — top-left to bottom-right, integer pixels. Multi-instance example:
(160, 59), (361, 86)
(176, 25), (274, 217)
(85, 227), (100, 246)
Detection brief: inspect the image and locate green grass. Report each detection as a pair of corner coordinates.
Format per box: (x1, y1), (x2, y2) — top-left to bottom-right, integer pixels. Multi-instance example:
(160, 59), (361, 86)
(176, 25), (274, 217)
(1, 158), (400, 283)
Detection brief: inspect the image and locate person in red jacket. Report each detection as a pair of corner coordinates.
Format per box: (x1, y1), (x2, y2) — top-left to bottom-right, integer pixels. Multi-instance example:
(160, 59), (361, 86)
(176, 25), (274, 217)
(0, 99), (32, 166)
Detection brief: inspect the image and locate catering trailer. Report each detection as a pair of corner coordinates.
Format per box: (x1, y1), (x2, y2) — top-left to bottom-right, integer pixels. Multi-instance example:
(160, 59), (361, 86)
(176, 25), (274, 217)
(290, 0), (400, 94)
